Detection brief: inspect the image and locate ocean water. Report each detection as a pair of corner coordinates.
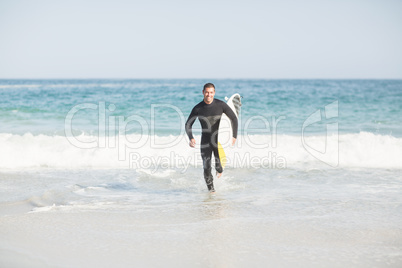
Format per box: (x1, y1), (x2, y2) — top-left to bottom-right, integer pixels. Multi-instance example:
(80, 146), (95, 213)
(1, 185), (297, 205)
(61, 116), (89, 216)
(0, 79), (401, 267)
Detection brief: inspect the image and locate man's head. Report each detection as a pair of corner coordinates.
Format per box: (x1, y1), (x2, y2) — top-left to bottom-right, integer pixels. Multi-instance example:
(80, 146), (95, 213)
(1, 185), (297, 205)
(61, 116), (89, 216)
(203, 83), (215, 104)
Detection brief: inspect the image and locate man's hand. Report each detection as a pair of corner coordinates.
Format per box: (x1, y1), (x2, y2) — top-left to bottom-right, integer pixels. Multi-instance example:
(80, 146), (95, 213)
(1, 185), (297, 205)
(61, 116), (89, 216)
(232, 137), (236, 146)
(189, 138), (196, 148)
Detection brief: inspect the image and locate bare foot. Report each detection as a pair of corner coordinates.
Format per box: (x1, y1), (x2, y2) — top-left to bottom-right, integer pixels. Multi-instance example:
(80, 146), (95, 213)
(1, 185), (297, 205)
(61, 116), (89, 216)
(216, 172), (222, 178)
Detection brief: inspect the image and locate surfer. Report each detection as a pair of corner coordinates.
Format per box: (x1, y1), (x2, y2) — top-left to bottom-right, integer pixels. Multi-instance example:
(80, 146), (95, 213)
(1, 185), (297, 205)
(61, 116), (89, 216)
(185, 83), (238, 192)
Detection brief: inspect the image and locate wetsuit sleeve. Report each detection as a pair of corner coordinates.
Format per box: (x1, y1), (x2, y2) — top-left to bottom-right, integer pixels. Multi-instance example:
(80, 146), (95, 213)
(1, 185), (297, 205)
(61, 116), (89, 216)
(185, 107), (198, 140)
(222, 103), (238, 139)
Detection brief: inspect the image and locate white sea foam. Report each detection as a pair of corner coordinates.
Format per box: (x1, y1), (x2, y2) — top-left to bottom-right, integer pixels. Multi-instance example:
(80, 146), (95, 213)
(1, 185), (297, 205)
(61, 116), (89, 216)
(0, 132), (401, 170)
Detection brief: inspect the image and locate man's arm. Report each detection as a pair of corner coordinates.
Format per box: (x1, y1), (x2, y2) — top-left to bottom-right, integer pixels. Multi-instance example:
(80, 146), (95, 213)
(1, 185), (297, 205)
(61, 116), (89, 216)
(222, 103), (238, 145)
(185, 107), (197, 147)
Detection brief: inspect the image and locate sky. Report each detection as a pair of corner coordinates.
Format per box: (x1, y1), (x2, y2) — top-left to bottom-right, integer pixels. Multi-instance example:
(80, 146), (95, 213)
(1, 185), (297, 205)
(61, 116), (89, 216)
(0, 0), (401, 79)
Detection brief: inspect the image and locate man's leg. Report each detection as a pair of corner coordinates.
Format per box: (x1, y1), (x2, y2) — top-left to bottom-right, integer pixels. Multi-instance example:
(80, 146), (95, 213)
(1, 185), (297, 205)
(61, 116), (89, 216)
(212, 144), (223, 177)
(201, 143), (214, 192)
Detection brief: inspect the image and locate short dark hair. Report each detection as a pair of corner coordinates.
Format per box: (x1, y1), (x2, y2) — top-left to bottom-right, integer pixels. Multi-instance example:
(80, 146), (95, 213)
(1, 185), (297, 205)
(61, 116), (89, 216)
(203, 83), (215, 91)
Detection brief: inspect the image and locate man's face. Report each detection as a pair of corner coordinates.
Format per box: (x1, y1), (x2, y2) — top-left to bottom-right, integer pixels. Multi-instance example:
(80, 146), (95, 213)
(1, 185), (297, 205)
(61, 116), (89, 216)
(203, 87), (215, 104)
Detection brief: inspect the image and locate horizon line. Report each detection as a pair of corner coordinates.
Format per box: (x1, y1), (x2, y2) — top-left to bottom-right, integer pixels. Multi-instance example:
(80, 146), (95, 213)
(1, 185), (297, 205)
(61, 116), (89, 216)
(1, 77), (402, 80)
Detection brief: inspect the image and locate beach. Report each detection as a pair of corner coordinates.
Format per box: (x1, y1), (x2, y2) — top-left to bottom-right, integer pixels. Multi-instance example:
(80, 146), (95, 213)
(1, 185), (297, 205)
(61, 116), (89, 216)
(1, 79), (401, 267)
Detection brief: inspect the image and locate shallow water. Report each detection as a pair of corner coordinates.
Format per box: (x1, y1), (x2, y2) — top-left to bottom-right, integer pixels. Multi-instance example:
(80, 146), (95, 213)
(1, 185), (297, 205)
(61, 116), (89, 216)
(1, 167), (401, 267)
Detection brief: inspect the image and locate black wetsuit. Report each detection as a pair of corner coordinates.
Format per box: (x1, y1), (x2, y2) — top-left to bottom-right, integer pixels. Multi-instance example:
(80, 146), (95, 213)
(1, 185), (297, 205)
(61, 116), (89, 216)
(185, 99), (238, 191)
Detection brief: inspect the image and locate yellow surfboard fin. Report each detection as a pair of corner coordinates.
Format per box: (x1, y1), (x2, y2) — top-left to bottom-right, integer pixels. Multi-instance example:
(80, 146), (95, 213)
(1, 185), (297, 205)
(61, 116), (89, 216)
(218, 142), (227, 170)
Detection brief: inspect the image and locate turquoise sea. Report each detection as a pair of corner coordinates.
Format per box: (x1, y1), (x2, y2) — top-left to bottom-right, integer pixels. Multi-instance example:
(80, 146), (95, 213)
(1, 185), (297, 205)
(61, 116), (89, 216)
(0, 79), (401, 267)
(1, 79), (401, 136)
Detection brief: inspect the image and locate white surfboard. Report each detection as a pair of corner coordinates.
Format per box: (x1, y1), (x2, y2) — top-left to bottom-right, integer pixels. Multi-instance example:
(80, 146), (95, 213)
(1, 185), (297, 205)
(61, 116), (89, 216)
(217, 93), (242, 169)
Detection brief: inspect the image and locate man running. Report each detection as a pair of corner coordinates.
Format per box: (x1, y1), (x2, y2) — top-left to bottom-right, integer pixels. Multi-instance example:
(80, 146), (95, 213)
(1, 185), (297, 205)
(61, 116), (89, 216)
(185, 83), (238, 192)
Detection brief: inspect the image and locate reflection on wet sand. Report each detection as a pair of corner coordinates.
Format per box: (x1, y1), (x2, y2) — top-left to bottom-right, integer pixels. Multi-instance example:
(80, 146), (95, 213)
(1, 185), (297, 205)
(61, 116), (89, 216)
(198, 193), (240, 267)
